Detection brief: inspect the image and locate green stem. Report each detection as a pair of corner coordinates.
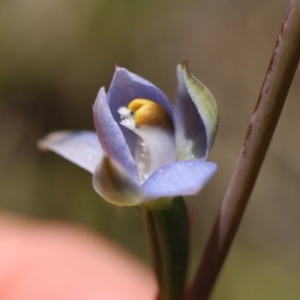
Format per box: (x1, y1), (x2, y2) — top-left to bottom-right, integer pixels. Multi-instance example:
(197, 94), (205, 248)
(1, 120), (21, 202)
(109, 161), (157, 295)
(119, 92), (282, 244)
(188, 1), (300, 299)
(143, 197), (190, 300)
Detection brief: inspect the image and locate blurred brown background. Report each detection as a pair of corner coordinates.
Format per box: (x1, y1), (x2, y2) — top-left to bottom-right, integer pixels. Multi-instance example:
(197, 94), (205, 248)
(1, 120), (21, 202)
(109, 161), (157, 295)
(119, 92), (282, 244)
(1, 0), (300, 299)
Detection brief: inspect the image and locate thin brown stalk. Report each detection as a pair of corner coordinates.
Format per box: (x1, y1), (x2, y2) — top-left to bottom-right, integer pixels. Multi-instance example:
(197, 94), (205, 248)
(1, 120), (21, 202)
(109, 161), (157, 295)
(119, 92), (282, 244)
(188, 1), (300, 299)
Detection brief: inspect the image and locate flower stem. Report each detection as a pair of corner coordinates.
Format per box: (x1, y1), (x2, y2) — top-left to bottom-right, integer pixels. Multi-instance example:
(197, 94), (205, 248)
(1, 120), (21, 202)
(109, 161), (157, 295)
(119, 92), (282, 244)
(143, 197), (189, 300)
(188, 1), (300, 299)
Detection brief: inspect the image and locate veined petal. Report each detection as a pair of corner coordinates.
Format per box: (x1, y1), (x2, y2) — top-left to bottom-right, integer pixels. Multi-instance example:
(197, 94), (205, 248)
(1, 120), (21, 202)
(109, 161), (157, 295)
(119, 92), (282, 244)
(141, 160), (217, 200)
(108, 67), (173, 152)
(93, 156), (143, 206)
(37, 131), (102, 173)
(174, 61), (219, 160)
(93, 88), (140, 184)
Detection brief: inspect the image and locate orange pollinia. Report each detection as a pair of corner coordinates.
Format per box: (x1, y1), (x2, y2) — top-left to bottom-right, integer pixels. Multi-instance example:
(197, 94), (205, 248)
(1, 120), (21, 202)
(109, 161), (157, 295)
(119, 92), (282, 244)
(128, 99), (174, 132)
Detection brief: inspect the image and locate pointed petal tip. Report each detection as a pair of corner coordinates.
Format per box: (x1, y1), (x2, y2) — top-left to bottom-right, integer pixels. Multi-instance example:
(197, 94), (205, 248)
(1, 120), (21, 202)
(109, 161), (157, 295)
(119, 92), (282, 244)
(178, 59), (189, 70)
(38, 131), (103, 174)
(93, 87), (106, 111)
(95, 86), (106, 100)
(178, 60), (193, 79)
(37, 131), (72, 152)
(114, 63), (122, 71)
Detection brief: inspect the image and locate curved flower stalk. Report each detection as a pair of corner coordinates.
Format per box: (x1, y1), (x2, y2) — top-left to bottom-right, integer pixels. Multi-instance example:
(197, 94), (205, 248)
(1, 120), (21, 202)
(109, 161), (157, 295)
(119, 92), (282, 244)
(38, 61), (219, 206)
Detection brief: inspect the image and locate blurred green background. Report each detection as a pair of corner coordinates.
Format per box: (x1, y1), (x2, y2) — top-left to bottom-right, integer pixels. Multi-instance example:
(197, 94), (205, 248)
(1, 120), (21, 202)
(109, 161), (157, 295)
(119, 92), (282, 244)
(1, 0), (300, 298)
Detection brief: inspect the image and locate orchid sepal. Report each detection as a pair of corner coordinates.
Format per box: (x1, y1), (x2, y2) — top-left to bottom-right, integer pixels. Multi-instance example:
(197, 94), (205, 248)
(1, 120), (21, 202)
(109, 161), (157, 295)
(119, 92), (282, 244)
(174, 61), (219, 160)
(37, 131), (103, 174)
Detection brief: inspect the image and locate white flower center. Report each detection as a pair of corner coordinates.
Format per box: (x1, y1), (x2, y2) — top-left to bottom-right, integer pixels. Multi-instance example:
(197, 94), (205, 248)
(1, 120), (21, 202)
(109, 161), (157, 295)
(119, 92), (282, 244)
(118, 99), (176, 182)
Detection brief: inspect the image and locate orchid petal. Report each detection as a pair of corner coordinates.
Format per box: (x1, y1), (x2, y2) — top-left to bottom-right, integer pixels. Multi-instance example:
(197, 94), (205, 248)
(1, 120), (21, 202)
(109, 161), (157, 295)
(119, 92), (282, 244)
(109, 67), (173, 120)
(93, 156), (143, 206)
(174, 61), (219, 160)
(93, 88), (140, 184)
(37, 131), (102, 173)
(108, 67), (173, 152)
(141, 159), (217, 200)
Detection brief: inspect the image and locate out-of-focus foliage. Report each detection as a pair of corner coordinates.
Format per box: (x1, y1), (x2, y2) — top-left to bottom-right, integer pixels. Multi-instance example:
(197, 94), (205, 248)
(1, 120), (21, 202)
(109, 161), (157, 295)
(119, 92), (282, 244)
(1, 1), (300, 299)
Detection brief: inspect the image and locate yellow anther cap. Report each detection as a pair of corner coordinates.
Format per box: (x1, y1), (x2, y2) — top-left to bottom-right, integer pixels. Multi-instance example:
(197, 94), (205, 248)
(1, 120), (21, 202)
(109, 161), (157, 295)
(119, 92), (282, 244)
(128, 99), (174, 132)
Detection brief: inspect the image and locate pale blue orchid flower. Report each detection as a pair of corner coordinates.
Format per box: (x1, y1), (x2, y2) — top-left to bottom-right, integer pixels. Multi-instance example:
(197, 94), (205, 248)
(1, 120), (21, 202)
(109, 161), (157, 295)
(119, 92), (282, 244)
(38, 61), (219, 206)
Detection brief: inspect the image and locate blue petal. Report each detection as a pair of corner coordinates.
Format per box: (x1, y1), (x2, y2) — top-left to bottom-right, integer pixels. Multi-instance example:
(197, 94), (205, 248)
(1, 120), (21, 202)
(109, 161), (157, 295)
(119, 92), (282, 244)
(141, 159), (217, 200)
(93, 155), (144, 206)
(37, 131), (102, 173)
(107, 67), (173, 152)
(93, 87), (140, 183)
(174, 62), (219, 160)
(174, 66), (206, 160)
